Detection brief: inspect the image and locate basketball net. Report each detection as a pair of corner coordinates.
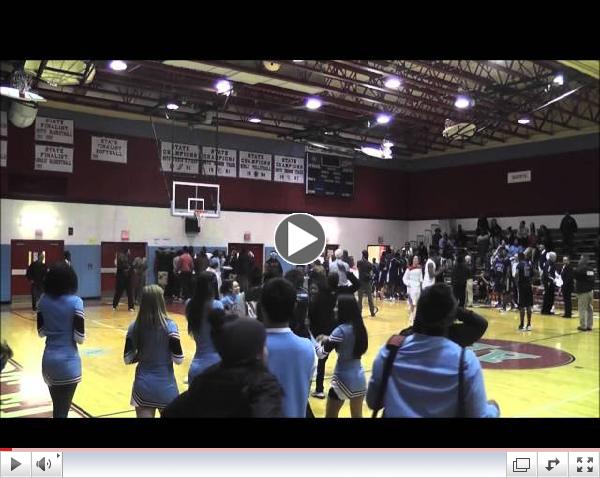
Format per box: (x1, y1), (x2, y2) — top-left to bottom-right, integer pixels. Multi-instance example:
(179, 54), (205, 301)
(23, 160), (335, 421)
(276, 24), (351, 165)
(194, 209), (206, 231)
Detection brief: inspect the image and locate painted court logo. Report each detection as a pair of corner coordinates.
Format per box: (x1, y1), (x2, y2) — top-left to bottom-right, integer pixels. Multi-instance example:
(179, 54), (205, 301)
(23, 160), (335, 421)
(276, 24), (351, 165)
(471, 339), (575, 370)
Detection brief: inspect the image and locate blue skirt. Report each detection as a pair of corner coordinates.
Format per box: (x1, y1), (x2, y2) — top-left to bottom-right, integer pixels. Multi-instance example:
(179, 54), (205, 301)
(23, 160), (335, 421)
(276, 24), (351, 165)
(188, 352), (221, 386)
(131, 365), (178, 409)
(331, 362), (366, 400)
(42, 347), (82, 386)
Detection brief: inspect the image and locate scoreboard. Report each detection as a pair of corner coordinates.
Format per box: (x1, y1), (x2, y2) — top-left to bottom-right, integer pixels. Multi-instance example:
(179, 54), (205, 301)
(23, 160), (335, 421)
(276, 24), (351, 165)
(305, 152), (354, 198)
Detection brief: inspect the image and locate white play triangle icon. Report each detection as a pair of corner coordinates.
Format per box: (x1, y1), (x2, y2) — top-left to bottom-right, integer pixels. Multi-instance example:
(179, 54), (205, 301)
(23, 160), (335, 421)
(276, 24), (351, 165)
(288, 221), (319, 256)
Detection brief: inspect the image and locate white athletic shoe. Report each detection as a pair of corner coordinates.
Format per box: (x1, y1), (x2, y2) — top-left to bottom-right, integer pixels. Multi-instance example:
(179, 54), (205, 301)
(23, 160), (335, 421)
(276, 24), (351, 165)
(311, 391), (325, 399)
(526, 325), (532, 331)
(518, 325), (525, 331)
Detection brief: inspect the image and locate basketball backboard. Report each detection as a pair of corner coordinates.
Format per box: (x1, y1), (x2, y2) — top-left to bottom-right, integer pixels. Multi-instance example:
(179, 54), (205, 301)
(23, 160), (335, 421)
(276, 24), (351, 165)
(171, 181), (220, 217)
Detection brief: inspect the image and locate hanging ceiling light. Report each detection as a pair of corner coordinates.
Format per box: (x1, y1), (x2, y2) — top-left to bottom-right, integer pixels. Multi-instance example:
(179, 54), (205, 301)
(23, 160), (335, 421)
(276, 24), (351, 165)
(305, 97), (322, 110)
(109, 60), (128, 72)
(454, 95), (473, 109)
(248, 116), (262, 123)
(376, 113), (391, 125)
(553, 73), (564, 86)
(384, 77), (401, 89)
(166, 102), (179, 110)
(517, 116), (531, 125)
(215, 79), (233, 96)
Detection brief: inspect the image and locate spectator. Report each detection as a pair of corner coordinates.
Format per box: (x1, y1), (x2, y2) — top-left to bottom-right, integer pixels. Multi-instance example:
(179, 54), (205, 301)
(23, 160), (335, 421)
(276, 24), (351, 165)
(538, 225), (554, 252)
(476, 216), (489, 235)
(403, 256), (423, 325)
(465, 255), (474, 307)
(357, 250), (377, 317)
(262, 278), (316, 417)
(284, 268), (311, 338)
(476, 229), (491, 268)
(237, 249), (252, 293)
(541, 252), (558, 315)
(417, 241), (428, 264)
(113, 249), (134, 311)
(132, 256), (148, 306)
(178, 247), (194, 301)
(366, 284), (498, 418)
(194, 247), (209, 274)
(264, 251), (283, 279)
(560, 212), (578, 256)
(527, 222), (538, 248)
(451, 254), (470, 308)
(517, 221), (529, 247)
(575, 254), (595, 331)
(560, 256), (574, 318)
(163, 316), (283, 418)
(431, 228), (442, 254)
(508, 238), (523, 258)
(489, 219), (502, 243)
(26, 252), (48, 311)
(206, 257), (222, 299)
(329, 248), (350, 287)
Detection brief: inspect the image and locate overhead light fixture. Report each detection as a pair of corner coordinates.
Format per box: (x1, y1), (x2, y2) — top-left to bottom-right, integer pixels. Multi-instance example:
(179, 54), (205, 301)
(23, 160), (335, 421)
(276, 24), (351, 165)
(166, 102), (179, 110)
(384, 77), (401, 89)
(553, 73), (564, 86)
(376, 113), (391, 125)
(454, 95), (473, 109)
(248, 116), (262, 123)
(382, 139), (394, 148)
(360, 145), (392, 159)
(292, 60), (305, 63)
(324, 131), (333, 135)
(305, 97), (322, 110)
(109, 60), (128, 72)
(517, 117), (531, 125)
(308, 142), (328, 149)
(215, 79), (233, 96)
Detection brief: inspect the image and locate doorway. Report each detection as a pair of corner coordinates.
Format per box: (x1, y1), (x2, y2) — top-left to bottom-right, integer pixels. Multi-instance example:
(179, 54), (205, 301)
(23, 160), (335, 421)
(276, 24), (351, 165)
(368, 244), (389, 264)
(227, 243), (264, 271)
(100, 242), (147, 295)
(10, 240), (64, 298)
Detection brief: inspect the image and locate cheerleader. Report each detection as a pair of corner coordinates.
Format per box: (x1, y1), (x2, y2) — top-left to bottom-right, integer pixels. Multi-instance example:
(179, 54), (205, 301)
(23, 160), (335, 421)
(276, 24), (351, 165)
(37, 262), (85, 418)
(185, 272), (225, 385)
(315, 294), (368, 418)
(403, 256), (423, 325)
(124, 285), (183, 417)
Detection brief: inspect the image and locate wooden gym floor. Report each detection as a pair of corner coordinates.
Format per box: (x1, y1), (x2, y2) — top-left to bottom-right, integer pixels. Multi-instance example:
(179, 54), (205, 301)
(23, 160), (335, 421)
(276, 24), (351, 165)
(1, 297), (598, 418)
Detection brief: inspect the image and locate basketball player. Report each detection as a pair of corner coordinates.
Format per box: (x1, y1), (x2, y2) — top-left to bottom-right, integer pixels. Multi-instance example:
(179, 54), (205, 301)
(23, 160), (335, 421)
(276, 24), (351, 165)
(515, 251), (534, 331)
(403, 256), (423, 325)
(491, 248), (510, 311)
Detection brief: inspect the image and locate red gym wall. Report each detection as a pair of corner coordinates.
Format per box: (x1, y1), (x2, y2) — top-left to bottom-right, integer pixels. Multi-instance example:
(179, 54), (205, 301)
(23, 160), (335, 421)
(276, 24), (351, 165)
(0, 124), (408, 220)
(407, 149), (599, 220)
(1, 121), (598, 219)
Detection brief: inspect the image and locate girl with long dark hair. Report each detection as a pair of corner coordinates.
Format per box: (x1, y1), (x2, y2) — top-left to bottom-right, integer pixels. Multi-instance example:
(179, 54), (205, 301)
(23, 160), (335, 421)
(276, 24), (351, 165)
(185, 271), (224, 385)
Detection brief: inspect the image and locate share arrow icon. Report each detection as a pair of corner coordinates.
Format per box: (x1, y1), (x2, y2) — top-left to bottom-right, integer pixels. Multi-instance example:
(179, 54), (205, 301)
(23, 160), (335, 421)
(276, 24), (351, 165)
(545, 458), (560, 471)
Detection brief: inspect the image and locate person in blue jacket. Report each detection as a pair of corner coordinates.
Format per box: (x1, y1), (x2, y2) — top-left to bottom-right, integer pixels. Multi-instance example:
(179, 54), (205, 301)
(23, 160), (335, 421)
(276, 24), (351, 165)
(367, 283), (499, 418)
(37, 262), (85, 418)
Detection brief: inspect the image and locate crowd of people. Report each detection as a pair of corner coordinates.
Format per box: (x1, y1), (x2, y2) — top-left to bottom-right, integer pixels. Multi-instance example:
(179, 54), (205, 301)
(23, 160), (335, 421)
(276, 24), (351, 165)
(14, 213), (596, 418)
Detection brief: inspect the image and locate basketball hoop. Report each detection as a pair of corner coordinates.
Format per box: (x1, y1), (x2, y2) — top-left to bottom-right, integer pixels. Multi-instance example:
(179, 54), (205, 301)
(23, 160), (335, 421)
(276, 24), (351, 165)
(194, 209), (206, 231)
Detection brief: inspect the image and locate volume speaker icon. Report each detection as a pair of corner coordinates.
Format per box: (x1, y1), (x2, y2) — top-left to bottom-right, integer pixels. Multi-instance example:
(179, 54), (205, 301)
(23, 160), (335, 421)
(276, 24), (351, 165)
(36, 457), (52, 471)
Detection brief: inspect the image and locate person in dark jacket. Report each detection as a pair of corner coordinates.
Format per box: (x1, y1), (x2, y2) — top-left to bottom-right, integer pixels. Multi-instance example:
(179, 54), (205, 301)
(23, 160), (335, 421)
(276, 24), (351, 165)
(476, 216), (489, 235)
(560, 256), (574, 318)
(163, 314), (283, 417)
(560, 212), (578, 256)
(541, 252), (557, 315)
(26, 252), (48, 311)
(451, 254), (470, 308)
(113, 249), (134, 311)
(575, 254), (595, 331)
(264, 251), (283, 278)
(236, 249), (252, 293)
(357, 250), (377, 317)
(284, 268), (310, 338)
(309, 271), (359, 398)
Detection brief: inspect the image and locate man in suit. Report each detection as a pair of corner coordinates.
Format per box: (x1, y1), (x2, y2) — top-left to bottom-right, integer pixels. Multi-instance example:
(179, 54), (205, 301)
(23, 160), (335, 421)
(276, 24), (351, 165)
(541, 252), (557, 315)
(560, 256), (574, 318)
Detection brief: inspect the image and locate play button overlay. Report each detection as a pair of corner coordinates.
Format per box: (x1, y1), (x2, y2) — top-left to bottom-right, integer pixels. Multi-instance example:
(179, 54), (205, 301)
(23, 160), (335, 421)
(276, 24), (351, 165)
(11, 458), (21, 471)
(275, 213), (326, 265)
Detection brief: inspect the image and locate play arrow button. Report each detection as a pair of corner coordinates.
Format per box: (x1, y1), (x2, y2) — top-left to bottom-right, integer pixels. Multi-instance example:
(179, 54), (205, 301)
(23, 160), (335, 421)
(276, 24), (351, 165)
(11, 458), (21, 471)
(274, 213), (326, 265)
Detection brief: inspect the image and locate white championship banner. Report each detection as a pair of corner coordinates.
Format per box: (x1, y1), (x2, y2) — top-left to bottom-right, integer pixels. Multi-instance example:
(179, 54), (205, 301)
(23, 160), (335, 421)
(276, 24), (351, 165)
(0, 111), (7, 137)
(35, 116), (74, 144)
(91, 136), (128, 164)
(239, 150), (272, 181)
(0, 140), (6, 168)
(161, 142), (200, 175)
(274, 155), (304, 184)
(202, 147), (237, 177)
(35, 144), (74, 173)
